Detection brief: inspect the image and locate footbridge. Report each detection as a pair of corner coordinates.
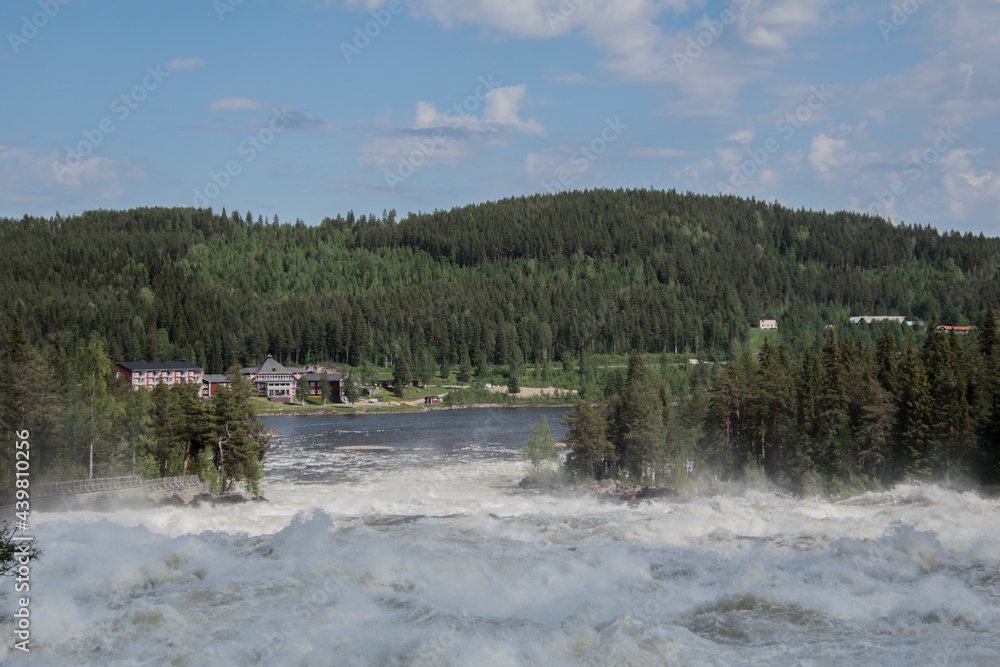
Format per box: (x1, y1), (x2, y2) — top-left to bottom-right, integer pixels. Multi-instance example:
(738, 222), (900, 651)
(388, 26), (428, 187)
(0, 475), (209, 522)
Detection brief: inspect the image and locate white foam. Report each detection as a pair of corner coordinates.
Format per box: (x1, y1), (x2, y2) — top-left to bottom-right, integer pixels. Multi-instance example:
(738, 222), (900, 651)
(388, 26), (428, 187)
(3, 459), (1000, 665)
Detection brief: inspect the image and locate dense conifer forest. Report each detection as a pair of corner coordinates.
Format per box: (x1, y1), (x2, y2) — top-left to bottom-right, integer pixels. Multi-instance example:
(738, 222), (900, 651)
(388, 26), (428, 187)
(1, 187), (999, 492)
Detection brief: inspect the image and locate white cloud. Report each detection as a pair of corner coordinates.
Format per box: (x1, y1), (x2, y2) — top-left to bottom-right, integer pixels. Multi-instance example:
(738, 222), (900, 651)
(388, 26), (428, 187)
(938, 148), (1000, 220)
(671, 158), (714, 182)
(543, 70), (606, 86)
(629, 147), (692, 158)
(808, 133), (849, 173)
(745, 26), (788, 49)
(726, 129), (754, 145)
(341, 1), (800, 117)
(402, 84), (543, 134)
(208, 97), (263, 112)
(0, 145), (129, 204)
(360, 84), (544, 174)
(524, 151), (569, 180)
(482, 85), (545, 134)
(166, 57), (205, 71)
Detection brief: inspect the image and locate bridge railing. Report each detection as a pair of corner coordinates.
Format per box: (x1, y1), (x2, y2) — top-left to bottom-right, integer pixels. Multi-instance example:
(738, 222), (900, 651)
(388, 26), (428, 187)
(0, 474), (207, 504)
(141, 475), (206, 493)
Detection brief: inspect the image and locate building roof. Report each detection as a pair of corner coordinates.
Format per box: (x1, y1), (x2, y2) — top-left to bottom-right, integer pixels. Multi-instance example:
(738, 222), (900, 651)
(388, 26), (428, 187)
(305, 372), (343, 381)
(116, 360), (202, 372)
(243, 354), (307, 375)
(849, 315), (908, 324)
(202, 374), (230, 383)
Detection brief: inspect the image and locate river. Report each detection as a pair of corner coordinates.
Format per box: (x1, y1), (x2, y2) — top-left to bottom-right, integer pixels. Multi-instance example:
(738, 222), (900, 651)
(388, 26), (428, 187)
(3, 407), (1000, 665)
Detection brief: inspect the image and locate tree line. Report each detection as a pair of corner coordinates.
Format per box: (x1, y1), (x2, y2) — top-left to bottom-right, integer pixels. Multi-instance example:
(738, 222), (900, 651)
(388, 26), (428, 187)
(3, 188), (1000, 492)
(0, 314), (269, 495)
(2, 190), (999, 383)
(560, 309), (1000, 492)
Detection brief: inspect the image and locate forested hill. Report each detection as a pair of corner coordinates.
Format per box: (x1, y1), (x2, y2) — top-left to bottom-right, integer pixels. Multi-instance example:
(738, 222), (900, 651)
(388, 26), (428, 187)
(2, 188), (998, 372)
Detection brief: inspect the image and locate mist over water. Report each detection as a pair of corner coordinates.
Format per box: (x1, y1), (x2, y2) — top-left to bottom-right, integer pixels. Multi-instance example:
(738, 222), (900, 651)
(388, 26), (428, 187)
(3, 408), (999, 665)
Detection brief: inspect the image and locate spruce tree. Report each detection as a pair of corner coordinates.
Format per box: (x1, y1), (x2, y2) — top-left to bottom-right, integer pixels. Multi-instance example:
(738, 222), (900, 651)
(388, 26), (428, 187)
(817, 329), (850, 477)
(876, 326), (898, 394)
(562, 402), (615, 479)
(894, 336), (933, 477)
(392, 351), (411, 398)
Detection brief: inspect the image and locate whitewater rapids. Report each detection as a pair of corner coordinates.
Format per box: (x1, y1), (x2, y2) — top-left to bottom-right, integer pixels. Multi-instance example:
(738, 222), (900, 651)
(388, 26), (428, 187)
(2, 411), (999, 665)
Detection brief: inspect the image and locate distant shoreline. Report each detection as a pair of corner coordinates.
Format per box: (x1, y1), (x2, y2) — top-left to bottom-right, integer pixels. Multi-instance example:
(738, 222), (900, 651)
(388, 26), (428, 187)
(259, 402), (577, 417)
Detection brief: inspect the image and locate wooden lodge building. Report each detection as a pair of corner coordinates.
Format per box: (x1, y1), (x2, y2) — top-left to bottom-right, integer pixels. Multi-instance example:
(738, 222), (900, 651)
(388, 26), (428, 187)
(116, 354), (342, 403)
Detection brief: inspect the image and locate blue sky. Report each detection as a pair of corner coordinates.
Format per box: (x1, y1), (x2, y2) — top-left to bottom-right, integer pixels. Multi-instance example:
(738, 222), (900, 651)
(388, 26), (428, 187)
(2, 0), (998, 234)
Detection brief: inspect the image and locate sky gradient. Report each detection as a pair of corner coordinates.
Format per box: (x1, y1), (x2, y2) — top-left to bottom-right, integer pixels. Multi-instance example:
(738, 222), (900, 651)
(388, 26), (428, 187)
(2, 0), (998, 234)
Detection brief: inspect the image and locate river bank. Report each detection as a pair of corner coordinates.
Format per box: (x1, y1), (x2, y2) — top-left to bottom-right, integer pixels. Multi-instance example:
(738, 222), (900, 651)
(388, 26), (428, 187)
(254, 399), (578, 416)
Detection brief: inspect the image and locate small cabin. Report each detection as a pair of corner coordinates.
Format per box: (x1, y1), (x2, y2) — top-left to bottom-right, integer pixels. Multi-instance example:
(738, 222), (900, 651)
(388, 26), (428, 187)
(424, 395), (442, 404)
(759, 316), (778, 330)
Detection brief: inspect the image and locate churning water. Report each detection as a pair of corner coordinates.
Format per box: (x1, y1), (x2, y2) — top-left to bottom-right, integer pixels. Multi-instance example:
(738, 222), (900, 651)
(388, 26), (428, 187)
(3, 407), (999, 665)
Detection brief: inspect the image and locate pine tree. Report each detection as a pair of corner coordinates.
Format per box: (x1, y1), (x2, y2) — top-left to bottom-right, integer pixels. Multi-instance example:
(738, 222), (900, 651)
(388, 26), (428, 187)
(361, 360), (378, 397)
(211, 365), (270, 494)
(876, 326), (898, 394)
(791, 349), (820, 479)
(343, 370), (360, 406)
(754, 338), (794, 477)
(609, 351), (666, 481)
(67, 339), (119, 480)
(174, 384), (212, 477)
(392, 351), (411, 398)
(296, 374), (310, 405)
(817, 329), (850, 477)
(894, 336), (933, 477)
(524, 415), (557, 473)
(320, 372), (330, 405)
(857, 367), (895, 483)
(977, 305), (1000, 480)
(562, 402), (615, 479)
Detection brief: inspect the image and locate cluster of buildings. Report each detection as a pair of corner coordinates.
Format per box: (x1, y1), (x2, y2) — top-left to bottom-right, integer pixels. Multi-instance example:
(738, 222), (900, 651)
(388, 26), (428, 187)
(756, 315), (973, 334)
(848, 315), (917, 326)
(113, 354), (343, 403)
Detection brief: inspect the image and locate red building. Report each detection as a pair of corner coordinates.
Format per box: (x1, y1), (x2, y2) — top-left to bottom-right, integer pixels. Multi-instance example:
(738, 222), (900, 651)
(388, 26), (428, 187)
(115, 361), (204, 390)
(201, 374), (231, 397)
(305, 372), (343, 402)
(937, 325), (976, 335)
